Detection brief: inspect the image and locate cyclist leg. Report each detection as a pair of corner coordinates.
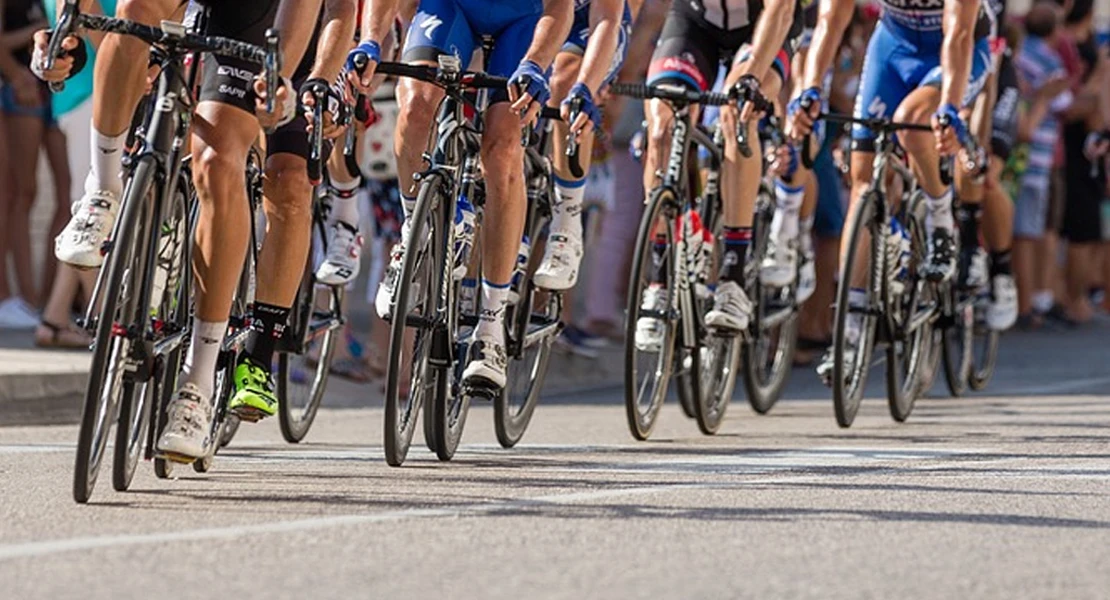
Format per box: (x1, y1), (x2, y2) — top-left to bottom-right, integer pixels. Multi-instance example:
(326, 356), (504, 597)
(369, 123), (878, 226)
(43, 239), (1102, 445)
(373, 0), (471, 318)
(55, 0), (185, 268)
(981, 53), (1020, 331)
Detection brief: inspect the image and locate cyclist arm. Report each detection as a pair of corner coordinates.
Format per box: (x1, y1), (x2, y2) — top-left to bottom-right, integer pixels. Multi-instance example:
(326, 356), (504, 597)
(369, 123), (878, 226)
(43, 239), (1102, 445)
(274, 0), (327, 79)
(938, 0), (980, 112)
(360, 0), (400, 51)
(615, 0), (666, 84)
(724, 0), (794, 87)
(523, 0), (574, 70)
(307, 0), (357, 83)
(801, 0), (853, 92)
(576, 0), (623, 95)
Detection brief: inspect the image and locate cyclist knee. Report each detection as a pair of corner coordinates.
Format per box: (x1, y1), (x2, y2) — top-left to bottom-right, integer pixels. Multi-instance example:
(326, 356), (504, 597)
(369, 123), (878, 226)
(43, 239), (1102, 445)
(549, 55), (579, 105)
(263, 161), (314, 220)
(480, 135), (523, 190)
(893, 100), (934, 154)
(193, 146), (245, 204)
(396, 80), (439, 131)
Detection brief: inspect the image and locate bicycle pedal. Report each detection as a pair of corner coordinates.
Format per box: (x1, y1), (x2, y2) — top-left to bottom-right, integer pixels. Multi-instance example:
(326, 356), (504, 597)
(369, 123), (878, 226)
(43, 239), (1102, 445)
(462, 381), (500, 400)
(230, 408), (267, 423)
(157, 451), (198, 465)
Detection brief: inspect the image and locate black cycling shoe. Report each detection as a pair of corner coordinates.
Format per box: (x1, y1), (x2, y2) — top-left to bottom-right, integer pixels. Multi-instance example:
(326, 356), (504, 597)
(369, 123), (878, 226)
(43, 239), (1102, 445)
(922, 227), (957, 283)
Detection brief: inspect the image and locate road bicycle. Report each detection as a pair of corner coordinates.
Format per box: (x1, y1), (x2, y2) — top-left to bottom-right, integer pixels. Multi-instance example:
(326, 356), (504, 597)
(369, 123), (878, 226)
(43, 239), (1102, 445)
(375, 56), (564, 465)
(44, 1), (280, 502)
(818, 113), (938, 428)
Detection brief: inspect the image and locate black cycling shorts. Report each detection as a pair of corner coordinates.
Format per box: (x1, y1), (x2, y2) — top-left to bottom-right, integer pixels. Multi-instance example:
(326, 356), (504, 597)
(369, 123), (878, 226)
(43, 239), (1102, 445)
(990, 51), (1019, 161)
(646, 0), (803, 92)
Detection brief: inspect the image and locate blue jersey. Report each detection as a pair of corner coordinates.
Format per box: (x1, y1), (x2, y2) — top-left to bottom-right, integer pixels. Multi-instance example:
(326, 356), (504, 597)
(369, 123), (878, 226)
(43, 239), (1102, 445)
(563, 0), (632, 87)
(877, 0), (992, 45)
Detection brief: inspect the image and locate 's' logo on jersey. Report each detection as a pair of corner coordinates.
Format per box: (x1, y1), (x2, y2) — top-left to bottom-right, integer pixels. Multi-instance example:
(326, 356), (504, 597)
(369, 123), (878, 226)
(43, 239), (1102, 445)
(417, 13), (443, 39)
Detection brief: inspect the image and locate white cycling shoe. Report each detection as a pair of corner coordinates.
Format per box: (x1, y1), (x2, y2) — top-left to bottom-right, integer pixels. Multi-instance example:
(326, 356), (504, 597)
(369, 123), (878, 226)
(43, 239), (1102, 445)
(534, 231), (583, 291)
(55, 185), (119, 269)
(634, 284), (667, 351)
(156, 383), (214, 460)
(760, 239), (798, 288)
(705, 280), (754, 333)
(316, 221), (363, 286)
(986, 274), (1018, 331)
(462, 338), (508, 391)
(797, 248), (817, 304)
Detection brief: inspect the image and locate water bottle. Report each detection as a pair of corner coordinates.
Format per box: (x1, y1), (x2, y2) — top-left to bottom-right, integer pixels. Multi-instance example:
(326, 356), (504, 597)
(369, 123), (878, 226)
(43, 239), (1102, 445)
(459, 277), (478, 316)
(887, 217), (911, 295)
(453, 193), (477, 280)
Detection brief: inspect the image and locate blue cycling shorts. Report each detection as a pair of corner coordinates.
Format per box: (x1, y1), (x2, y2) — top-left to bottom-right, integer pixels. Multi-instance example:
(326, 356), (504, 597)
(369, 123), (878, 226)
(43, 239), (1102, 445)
(851, 19), (991, 151)
(402, 0), (543, 99)
(561, 1), (633, 87)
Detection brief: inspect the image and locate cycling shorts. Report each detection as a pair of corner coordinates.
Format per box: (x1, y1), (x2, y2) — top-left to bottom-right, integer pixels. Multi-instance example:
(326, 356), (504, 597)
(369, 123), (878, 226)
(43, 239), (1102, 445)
(851, 19), (991, 151)
(561, 1), (632, 88)
(646, 0), (803, 92)
(990, 51), (1019, 161)
(402, 0), (544, 102)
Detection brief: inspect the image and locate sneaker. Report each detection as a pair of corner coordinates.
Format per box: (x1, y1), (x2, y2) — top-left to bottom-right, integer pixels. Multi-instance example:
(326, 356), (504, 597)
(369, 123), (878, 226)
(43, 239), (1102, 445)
(156, 383), (214, 459)
(534, 232), (584, 291)
(922, 227), (957, 282)
(705, 280), (754, 333)
(760, 238), (798, 288)
(0, 297), (40, 329)
(634, 284), (667, 351)
(797, 246), (816, 304)
(986, 274), (1018, 331)
(316, 221), (364, 286)
(55, 188), (119, 269)
(228, 356), (279, 421)
(462, 338), (508, 390)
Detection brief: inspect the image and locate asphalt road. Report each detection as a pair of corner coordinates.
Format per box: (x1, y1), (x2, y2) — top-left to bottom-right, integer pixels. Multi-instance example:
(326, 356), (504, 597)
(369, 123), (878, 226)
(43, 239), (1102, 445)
(1, 323), (1108, 599)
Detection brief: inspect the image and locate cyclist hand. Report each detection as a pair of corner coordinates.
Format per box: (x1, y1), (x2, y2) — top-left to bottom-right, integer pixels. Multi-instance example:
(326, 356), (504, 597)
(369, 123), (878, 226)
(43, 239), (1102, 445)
(345, 40), (381, 95)
(30, 30), (82, 82)
(508, 59), (550, 125)
(560, 82), (601, 136)
(300, 78), (346, 139)
(786, 86), (822, 141)
(770, 143), (801, 180)
(254, 76), (296, 130)
(932, 103), (969, 156)
(733, 75), (766, 123)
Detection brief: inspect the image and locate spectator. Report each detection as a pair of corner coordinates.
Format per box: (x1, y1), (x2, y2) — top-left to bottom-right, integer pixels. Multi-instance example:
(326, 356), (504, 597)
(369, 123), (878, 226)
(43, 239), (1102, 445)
(1012, 2), (1073, 328)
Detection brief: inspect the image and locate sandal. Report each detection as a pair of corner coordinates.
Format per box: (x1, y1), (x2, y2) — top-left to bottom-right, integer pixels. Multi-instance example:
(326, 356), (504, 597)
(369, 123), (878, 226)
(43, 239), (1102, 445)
(34, 321), (91, 349)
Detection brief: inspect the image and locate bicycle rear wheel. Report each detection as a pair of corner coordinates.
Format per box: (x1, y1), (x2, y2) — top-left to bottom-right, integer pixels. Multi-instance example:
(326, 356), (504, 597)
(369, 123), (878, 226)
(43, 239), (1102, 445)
(74, 158), (156, 503)
(495, 283), (559, 448)
(624, 187), (678, 440)
(941, 289), (973, 397)
(831, 192), (880, 428)
(886, 195), (935, 421)
(384, 173), (446, 466)
(277, 262), (343, 443)
(968, 299), (999, 391)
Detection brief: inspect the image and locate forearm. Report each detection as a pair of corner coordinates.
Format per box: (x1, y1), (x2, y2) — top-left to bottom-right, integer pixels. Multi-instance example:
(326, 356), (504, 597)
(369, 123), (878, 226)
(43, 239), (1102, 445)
(576, 0), (622, 94)
(801, 0), (853, 91)
(361, 0), (400, 45)
(616, 0), (667, 83)
(940, 0), (979, 108)
(727, 0), (792, 86)
(275, 0), (326, 78)
(523, 0), (574, 69)
(309, 0), (357, 81)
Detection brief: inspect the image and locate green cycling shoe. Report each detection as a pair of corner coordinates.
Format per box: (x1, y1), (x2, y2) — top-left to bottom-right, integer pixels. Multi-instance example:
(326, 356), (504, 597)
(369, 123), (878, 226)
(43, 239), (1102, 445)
(229, 356), (279, 421)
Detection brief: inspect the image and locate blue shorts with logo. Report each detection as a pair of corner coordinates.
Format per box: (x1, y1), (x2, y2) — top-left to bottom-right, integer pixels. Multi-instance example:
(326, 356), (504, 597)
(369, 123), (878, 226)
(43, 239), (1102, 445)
(561, 1), (633, 87)
(402, 0), (543, 98)
(851, 18), (991, 151)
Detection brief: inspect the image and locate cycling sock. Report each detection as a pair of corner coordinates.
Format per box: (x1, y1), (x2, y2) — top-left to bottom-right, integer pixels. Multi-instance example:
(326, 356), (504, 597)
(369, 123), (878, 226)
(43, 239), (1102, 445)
(720, 227), (752, 283)
(183, 320), (227, 399)
(243, 302), (291, 369)
(845, 287), (867, 346)
(957, 204), (981, 249)
(771, 180), (804, 240)
(989, 249), (1013, 277)
(327, 180), (361, 227)
(91, 127), (126, 197)
(650, 234), (669, 284)
(475, 279), (510, 344)
(924, 188), (954, 231)
(552, 176), (586, 238)
(400, 193), (417, 220)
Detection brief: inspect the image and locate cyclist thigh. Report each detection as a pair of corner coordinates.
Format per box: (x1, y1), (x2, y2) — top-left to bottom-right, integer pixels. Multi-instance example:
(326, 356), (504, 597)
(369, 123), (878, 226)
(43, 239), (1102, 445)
(646, 8), (721, 91)
(402, 0), (479, 70)
(197, 0), (281, 115)
(919, 37), (992, 109)
(116, 0), (186, 25)
(851, 21), (914, 151)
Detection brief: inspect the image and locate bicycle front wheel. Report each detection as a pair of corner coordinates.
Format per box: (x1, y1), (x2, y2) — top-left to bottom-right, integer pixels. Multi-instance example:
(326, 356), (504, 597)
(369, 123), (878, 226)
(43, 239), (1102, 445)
(885, 194), (935, 421)
(830, 192), (880, 428)
(384, 172), (446, 466)
(495, 283), (559, 448)
(74, 157), (156, 503)
(941, 289), (973, 397)
(624, 187), (679, 440)
(968, 300), (999, 391)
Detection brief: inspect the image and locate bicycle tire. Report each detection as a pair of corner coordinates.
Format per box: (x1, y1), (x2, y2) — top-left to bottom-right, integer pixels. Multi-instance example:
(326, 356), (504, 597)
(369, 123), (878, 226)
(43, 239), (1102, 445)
(743, 190), (799, 415)
(624, 187), (679, 440)
(73, 158), (157, 503)
(941, 289), (973, 397)
(384, 172), (446, 466)
(968, 330), (999, 390)
(831, 192), (880, 428)
(495, 282), (559, 448)
(277, 261), (343, 443)
(153, 343), (184, 480)
(885, 194), (933, 421)
(675, 350), (698, 419)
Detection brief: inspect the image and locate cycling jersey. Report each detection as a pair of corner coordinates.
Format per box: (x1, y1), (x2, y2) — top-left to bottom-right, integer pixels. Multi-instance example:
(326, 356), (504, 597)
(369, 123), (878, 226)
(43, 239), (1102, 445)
(562, 0), (633, 87)
(402, 0), (544, 100)
(877, 0), (992, 45)
(990, 49), (1018, 161)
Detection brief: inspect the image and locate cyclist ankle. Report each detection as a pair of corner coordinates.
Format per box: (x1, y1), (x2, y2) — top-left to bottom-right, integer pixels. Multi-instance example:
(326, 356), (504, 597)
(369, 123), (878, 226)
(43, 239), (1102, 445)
(719, 227), (752, 282)
(243, 302), (291, 368)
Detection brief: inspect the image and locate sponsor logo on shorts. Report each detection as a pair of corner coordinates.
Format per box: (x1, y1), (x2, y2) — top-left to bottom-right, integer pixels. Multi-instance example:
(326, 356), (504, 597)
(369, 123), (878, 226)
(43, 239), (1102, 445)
(649, 56), (707, 90)
(217, 65), (254, 82)
(219, 84), (247, 99)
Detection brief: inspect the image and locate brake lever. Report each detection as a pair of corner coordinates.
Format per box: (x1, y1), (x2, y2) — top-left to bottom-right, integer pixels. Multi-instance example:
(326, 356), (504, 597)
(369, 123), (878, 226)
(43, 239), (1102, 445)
(263, 28), (281, 115)
(45, 0), (81, 93)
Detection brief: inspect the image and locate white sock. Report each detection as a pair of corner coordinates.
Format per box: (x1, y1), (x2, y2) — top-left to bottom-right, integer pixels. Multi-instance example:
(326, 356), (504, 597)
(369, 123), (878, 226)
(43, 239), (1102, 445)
(475, 279), (510, 344)
(845, 288), (867, 345)
(400, 193), (417, 220)
(799, 214), (815, 255)
(1032, 290), (1054, 314)
(771, 180), (804, 241)
(924, 188), (954, 232)
(182, 319), (227, 399)
(90, 127), (126, 197)
(552, 177), (586, 238)
(328, 178), (361, 226)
